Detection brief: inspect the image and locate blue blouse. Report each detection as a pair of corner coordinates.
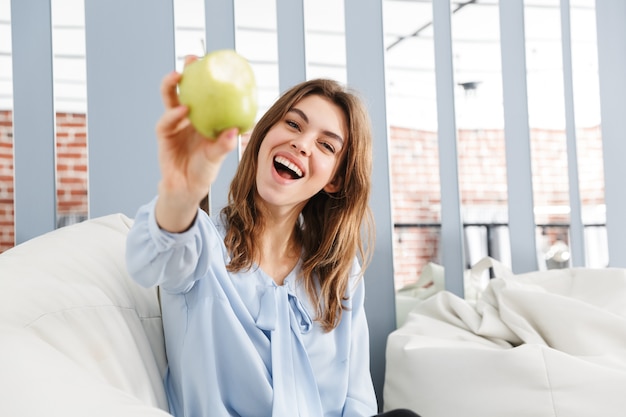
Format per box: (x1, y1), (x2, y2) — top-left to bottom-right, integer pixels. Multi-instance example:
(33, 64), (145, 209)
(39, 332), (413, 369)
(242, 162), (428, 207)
(125, 198), (378, 417)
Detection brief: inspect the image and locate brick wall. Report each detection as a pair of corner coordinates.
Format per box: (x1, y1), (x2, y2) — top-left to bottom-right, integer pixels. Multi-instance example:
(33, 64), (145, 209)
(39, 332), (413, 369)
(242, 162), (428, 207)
(0, 112), (606, 290)
(0, 111), (13, 252)
(389, 125), (605, 288)
(0, 112), (88, 253)
(56, 113), (89, 216)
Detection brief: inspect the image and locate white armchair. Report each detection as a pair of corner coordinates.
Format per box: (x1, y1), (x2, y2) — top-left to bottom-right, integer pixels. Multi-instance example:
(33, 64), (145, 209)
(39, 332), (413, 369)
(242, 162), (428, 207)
(0, 214), (172, 416)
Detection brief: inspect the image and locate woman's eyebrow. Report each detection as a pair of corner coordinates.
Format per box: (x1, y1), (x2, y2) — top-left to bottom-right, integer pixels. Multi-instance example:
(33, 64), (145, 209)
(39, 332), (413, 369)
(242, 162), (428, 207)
(289, 107), (309, 123)
(288, 107), (345, 145)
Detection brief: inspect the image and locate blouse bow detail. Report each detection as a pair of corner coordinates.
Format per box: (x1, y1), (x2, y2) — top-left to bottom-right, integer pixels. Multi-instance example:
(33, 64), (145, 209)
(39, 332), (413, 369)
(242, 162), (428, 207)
(255, 284), (313, 334)
(254, 284), (323, 417)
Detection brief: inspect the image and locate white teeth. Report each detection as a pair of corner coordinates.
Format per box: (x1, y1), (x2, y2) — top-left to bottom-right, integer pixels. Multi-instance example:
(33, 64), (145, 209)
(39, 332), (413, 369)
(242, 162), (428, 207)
(274, 156), (303, 178)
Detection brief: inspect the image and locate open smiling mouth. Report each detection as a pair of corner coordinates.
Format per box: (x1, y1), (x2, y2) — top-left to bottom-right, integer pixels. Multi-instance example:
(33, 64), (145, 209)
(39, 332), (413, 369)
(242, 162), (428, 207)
(274, 156), (303, 179)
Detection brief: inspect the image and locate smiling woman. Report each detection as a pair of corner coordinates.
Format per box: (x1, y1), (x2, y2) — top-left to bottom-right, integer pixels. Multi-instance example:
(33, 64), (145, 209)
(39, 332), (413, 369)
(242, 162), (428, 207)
(124, 73), (415, 416)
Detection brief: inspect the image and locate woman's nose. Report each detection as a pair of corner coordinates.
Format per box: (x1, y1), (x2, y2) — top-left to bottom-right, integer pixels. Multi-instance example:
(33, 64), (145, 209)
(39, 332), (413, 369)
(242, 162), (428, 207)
(290, 137), (312, 156)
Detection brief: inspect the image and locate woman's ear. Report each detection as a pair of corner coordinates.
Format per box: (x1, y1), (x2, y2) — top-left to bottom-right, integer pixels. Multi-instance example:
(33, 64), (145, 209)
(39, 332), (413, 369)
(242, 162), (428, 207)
(323, 175), (343, 194)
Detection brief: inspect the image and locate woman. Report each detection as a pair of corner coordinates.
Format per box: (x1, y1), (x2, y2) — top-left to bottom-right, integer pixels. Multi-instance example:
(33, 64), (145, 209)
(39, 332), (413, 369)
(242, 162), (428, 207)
(126, 57), (419, 417)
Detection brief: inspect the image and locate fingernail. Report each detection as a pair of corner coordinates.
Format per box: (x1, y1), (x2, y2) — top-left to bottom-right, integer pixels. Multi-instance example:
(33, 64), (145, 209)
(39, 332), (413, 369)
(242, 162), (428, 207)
(227, 129), (238, 139)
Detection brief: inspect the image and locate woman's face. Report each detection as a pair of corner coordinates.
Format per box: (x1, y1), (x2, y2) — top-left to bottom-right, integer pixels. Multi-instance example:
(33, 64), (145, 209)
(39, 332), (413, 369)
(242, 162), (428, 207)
(255, 94), (347, 213)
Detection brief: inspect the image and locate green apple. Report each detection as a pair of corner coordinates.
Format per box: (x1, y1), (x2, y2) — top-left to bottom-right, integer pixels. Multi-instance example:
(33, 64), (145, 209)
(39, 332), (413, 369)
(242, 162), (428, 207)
(178, 49), (258, 139)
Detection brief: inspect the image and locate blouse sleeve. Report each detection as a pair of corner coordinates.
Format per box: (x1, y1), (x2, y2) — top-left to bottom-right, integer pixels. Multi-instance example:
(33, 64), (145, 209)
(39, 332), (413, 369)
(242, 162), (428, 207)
(124, 197), (217, 294)
(343, 259), (379, 416)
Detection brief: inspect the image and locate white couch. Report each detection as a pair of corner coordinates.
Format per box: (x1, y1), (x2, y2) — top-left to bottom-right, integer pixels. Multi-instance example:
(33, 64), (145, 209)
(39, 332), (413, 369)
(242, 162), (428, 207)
(0, 214), (172, 416)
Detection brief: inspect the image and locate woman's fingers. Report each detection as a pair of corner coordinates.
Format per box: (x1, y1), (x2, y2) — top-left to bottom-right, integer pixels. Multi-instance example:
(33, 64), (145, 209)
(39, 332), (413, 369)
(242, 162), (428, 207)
(160, 71), (182, 110)
(199, 127), (239, 164)
(184, 55), (199, 68)
(156, 105), (189, 138)
(160, 56), (197, 111)
(214, 127), (239, 154)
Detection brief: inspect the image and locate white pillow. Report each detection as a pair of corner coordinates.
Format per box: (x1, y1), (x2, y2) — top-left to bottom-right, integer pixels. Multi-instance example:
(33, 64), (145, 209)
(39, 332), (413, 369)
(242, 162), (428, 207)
(0, 214), (170, 416)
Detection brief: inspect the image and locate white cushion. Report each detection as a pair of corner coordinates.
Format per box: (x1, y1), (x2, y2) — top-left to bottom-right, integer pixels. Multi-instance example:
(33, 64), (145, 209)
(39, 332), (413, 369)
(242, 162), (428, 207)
(0, 214), (170, 416)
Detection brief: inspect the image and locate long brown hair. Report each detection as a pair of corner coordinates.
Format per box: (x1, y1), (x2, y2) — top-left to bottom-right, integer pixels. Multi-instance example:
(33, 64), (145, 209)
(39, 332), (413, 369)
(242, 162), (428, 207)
(221, 78), (374, 332)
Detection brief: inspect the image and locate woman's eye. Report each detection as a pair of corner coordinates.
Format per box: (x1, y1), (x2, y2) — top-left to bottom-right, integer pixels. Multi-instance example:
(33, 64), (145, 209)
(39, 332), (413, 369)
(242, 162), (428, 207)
(286, 120), (300, 130)
(320, 141), (335, 153)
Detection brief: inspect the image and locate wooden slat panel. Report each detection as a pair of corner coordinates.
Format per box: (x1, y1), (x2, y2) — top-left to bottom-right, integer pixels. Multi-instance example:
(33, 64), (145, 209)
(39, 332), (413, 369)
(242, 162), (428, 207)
(499, 0), (538, 273)
(84, 0), (176, 219)
(433, 0), (465, 296)
(344, 0), (395, 409)
(11, 0), (56, 243)
(596, 0), (626, 267)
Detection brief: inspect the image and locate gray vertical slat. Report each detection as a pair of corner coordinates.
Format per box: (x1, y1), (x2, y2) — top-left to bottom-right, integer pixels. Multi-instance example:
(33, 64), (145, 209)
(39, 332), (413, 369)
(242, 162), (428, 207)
(11, 0), (56, 243)
(204, 0), (235, 50)
(595, 0), (626, 267)
(84, 0), (175, 219)
(276, 0), (306, 93)
(560, 0), (585, 267)
(432, 0), (465, 296)
(204, 0), (238, 216)
(344, 0), (395, 409)
(498, 0), (538, 273)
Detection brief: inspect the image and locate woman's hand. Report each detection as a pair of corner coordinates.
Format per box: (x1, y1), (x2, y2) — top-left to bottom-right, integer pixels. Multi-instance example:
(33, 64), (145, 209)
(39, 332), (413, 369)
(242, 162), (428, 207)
(155, 56), (239, 232)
